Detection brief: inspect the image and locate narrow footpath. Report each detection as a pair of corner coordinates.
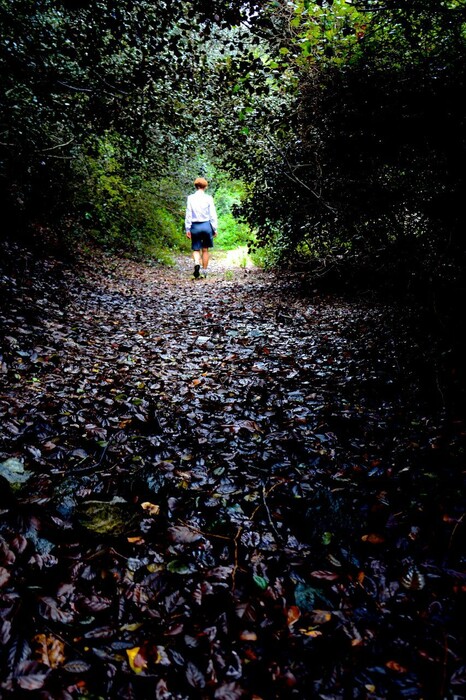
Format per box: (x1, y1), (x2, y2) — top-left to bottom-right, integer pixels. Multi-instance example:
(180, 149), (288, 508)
(0, 248), (464, 699)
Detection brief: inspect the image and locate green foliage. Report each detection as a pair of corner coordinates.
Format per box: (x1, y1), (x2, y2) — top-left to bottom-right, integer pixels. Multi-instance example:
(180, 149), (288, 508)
(0, 0), (267, 250)
(223, 0), (466, 291)
(290, 0), (367, 66)
(74, 134), (186, 256)
(214, 181), (253, 250)
(2, 0), (466, 294)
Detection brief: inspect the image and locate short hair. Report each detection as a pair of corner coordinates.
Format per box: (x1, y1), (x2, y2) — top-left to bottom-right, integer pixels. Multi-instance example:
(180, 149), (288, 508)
(194, 177), (208, 189)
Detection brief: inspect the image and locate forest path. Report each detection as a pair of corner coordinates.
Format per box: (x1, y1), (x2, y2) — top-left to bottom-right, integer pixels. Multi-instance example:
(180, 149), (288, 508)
(44, 251), (365, 470)
(0, 249), (464, 699)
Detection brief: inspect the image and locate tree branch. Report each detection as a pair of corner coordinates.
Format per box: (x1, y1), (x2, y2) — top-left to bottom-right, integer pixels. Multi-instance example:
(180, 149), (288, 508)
(42, 137), (75, 152)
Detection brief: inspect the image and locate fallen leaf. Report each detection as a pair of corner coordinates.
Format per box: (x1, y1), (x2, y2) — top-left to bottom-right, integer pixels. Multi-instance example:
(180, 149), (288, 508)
(361, 534), (385, 544)
(286, 605), (301, 627)
(63, 660), (92, 673)
(126, 646), (147, 674)
(310, 570), (339, 581)
(309, 610), (332, 625)
(253, 574), (268, 590)
(34, 634), (65, 668)
(141, 502), (161, 516)
(386, 660), (408, 673)
(168, 525), (202, 544)
(240, 630), (258, 641)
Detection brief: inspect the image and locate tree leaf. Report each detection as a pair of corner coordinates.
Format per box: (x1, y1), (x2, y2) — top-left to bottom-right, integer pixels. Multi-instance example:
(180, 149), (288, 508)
(287, 605), (301, 627)
(253, 574), (268, 590)
(167, 560), (192, 575)
(294, 583), (316, 612)
(63, 660), (92, 673)
(0, 567), (11, 587)
(141, 501), (161, 516)
(127, 646), (147, 674)
(34, 633), (65, 668)
(186, 661), (205, 688)
(214, 682), (245, 699)
(361, 534), (385, 544)
(14, 662), (50, 690)
(168, 526), (202, 544)
(309, 570), (339, 581)
(39, 597), (74, 623)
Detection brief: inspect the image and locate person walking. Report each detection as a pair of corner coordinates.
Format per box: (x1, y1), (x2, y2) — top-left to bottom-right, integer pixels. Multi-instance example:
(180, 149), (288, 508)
(185, 177), (218, 279)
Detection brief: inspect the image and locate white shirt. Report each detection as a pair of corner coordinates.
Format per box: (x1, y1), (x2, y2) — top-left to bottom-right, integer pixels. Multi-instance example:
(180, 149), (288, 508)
(185, 189), (218, 232)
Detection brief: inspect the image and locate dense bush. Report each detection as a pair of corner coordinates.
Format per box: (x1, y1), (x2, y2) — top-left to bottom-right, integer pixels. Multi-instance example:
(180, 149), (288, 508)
(0, 0), (264, 252)
(219, 0), (466, 295)
(73, 134), (187, 258)
(2, 0), (465, 295)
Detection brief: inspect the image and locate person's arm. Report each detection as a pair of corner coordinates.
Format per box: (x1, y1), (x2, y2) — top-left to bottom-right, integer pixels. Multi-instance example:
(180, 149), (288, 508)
(209, 196), (218, 235)
(185, 197), (192, 237)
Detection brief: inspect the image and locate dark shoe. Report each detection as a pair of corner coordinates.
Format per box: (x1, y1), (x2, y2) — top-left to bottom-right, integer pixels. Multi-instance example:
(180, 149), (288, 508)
(194, 264), (200, 279)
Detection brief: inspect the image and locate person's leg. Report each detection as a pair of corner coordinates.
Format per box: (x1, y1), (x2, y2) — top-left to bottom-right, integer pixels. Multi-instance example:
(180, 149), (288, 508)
(200, 228), (213, 276)
(193, 250), (201, 278)
(191, 228), (202, 278)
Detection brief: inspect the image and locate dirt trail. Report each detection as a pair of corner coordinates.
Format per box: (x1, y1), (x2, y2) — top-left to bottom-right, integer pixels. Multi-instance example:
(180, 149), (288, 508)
(0, 250), (464, 699)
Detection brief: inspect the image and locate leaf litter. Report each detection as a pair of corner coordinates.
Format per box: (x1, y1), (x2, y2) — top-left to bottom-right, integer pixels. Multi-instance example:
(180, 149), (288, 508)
(0, 243), (465, 699)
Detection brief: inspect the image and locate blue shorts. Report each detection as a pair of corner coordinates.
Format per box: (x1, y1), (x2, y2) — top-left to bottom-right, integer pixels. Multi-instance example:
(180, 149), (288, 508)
(190, 221), (214, 250)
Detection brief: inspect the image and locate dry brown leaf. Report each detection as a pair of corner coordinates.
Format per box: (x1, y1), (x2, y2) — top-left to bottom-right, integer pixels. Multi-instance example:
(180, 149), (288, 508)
(126, 646), (147, 674)
(361, 534), (385, 544)
(309, 570), (339, 581)
(34, 633), (65, 668)
(309, 610), (332, 625)
(141, 502), (161, 516)
(386, 660), (408, 673)
(168, 525), (203, 544)
(286, 605), (301, 628)
(240, 630), (258, 641)
(299, 628), (323, 638)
